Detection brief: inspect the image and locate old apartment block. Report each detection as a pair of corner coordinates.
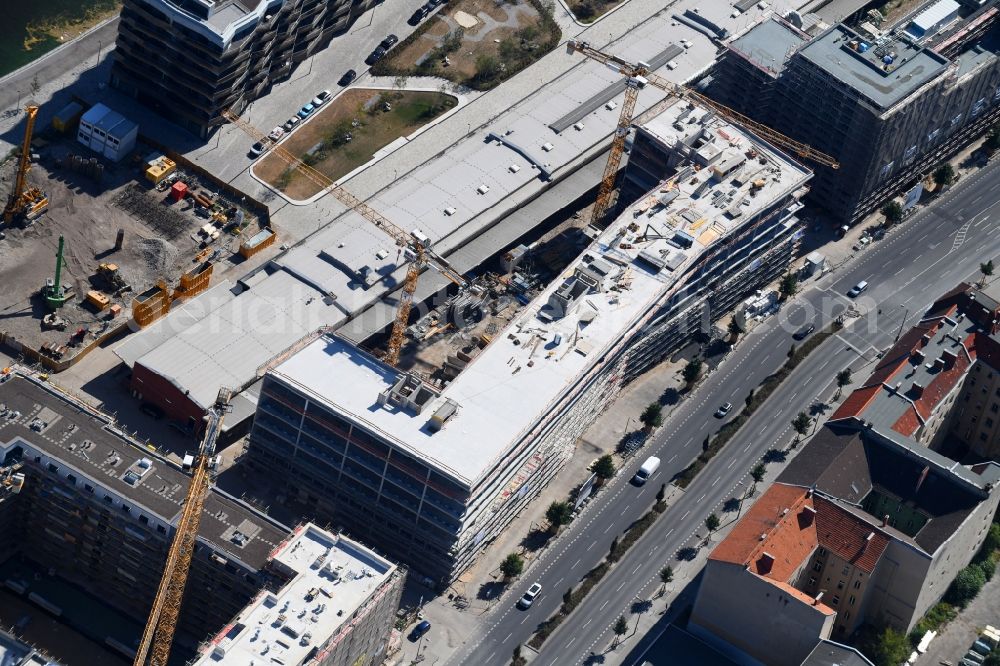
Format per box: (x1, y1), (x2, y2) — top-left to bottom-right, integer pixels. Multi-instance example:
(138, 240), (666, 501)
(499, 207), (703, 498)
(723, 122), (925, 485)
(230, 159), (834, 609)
(708, 0), (1000, 222)
(244, 98), (812, 584)
(112, 0), (378, 136)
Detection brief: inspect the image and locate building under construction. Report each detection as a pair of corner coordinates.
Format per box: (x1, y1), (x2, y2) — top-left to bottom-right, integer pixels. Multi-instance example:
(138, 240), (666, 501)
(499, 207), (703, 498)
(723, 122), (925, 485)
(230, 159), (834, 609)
(0, 371), (298, 657)
(708, 0), (1000, 222)
(243, 98), (812, 583)
(112, 0), (379, 137)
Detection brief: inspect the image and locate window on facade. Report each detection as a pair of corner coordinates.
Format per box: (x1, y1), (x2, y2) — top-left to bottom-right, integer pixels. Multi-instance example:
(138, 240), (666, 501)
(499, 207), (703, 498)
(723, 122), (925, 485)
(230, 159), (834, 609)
(139, 515), (149, 525)
(903, 145), (917, 162)
(987, 418), (995, 428)
(813, 562), (823, 572)
(84, 484), (94, 493)
(809, 577), (817, 586)
(832, 595), (841, 605)
(104, 495), (113, 504)
(971, 97), (987, 117)
(981, 433), (988, 442)
(849, 595), (856, 605)
(995, 85), (1000, 101)
(157, 525), (167, 534)
(817, 547), (827, 557)
(879, 161), (895, 179)
(927, 128), (941, 143)
(837, 580), (845, 590)
(842, 566), (850, 575)
(952, 113), (964, 127)
(844, 611), (851, 621)
(47, 463), (58, 473)
(991, 403), (999, 413)
(853, 580), (861, 589)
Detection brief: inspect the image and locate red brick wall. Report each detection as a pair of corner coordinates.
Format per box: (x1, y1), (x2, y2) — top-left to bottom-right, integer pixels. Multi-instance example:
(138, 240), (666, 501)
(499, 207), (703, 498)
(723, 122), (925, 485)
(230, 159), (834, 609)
(131, 362), (205, 429)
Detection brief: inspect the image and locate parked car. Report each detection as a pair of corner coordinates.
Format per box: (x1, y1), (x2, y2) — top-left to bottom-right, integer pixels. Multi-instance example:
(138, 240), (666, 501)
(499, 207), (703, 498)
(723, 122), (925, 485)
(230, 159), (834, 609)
(409, 6), (429, 24)
(338, 69), (357, 86)
(366, 46), (387, 65)
(517, 583), (542, 609)
(248, 141), (266, 158)
(409, 620), (431, 640)
(267, 126), (285, 142)
(297, 103), (315, 119)
(847, 280), (869, 298)
(313, 90), (332, 106)
(380, 34), (399, 50)
(715, 402), (732, 418)
(793, 323), (816, 340)
(283, 116), (300, 132)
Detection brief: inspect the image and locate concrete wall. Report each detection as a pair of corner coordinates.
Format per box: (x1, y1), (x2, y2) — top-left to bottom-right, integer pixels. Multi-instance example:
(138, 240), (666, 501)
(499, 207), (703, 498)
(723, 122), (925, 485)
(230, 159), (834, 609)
(691, 561), (835, 666)
(795, 549), (872, 638)
(864, 539), (932, 631)
(952, 362), (1000, 457)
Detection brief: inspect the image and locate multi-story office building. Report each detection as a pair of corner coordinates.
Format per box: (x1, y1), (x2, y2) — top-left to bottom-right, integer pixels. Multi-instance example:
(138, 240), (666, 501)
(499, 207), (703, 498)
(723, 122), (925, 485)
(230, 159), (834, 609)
(192, 522), (404, 666)
(0, 372), (292, 652)
(111, 0), (378, 137)
(708, 1), (1000, 222)
(244, 99), (812, 583)
(0, 629), (63, 666)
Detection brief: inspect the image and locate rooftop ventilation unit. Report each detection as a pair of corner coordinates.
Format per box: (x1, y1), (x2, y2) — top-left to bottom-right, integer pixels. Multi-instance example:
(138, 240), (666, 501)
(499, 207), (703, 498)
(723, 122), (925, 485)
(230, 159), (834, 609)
(541, 142), (554, 152)
(444, 207), (457, 216)
(509, 165), (521, 173)
(378, 372), (441, 415)
(573, 122), (584, 131)
(477, 184), (490, 194)
(427, 398), (460, 432)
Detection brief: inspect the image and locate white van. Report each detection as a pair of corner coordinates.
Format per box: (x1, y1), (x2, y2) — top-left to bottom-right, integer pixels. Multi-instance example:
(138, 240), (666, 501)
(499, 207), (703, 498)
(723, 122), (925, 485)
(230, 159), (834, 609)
(633, 456), (661, 485)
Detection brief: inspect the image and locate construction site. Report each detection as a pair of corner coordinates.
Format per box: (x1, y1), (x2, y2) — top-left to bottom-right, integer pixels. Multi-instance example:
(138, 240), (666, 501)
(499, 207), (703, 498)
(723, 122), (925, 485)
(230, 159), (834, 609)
(0, 105), (273, 372)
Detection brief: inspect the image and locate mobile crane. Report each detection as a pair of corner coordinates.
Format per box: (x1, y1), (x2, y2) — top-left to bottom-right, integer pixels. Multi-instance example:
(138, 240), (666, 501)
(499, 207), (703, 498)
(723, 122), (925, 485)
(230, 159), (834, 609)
(564, 40), (839, 228)
(222, 110), (466, 366)
(132, 388), (232, 666)
(3, 105), (49, 225)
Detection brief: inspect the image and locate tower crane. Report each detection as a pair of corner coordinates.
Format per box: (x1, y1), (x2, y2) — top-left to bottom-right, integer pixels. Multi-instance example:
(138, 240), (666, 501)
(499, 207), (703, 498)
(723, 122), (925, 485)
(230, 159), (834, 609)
(564, 40), (838, 228)
(3, 105), (49, 224)
(133, 388), (232, 666)
(221, 110), (466, 366)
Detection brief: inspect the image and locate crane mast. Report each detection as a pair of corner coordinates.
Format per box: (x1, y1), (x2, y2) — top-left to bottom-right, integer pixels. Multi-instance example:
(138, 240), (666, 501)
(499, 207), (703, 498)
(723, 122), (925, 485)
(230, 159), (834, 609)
(133, 388), (232, 666)
(564, 40), (838, 227)
(221, 110), (466, 366)
(4, 106), (48, 224)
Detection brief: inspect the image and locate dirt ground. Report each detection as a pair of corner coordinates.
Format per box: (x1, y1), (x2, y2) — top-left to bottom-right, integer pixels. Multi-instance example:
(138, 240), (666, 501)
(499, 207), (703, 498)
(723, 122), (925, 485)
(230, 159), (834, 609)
(0, 134), (263, 364)
(254, 89), (456, 199)
(878, 0), (925, 25)
(377, 0), (555, 89)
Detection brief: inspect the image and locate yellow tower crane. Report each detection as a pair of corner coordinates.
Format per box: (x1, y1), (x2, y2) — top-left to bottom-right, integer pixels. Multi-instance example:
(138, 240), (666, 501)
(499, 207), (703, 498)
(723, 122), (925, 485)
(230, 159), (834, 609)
(3, 105), (49, 224)
(564, 40), (839, 228)
(132, 388), (232, 666)
(221, 109), (466, 366)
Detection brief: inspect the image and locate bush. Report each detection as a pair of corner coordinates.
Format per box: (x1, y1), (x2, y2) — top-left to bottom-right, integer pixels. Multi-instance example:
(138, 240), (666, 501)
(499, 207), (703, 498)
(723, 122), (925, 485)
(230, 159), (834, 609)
(976, 556), (996, 582)
(593, 454), (616, 480)
(909, 602), (957, 646)
(977, 523), (1000, 560)
(546, 501), (573, 529)
(859, 626), (912, 666)
(945, 566), (986, 607)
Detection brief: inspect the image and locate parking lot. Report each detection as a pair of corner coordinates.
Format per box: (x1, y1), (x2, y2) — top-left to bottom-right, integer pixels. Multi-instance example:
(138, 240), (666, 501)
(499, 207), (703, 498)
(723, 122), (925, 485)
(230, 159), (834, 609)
(918, 573), (1000, 665)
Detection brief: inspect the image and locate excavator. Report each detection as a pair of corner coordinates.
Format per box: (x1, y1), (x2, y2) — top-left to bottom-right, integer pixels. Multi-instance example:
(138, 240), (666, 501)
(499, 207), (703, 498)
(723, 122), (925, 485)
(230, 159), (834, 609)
(3, 106), (49, 225)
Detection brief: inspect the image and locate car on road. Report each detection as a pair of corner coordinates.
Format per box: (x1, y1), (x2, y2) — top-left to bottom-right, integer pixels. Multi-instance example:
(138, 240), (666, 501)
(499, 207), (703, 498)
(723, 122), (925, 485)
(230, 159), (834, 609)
(715, 402), (732, 418)
(248, 141), (266, 158)
(338, 69), (357, 86)
(366, 46), (387, 65)
(380, 34), (399, 50)
(847, 280), (869, 298)
(297, 103), (315, 119)
(632, 456), (660, 485)
(313, 90), (332, 106)
(517, 583), (542, 609)
(409, 620), (431, 640)
(793, 323), (816, 340)
(282, 116), (300, 132)
(267, 126), (285, 142)
(409, 6), (429, 24)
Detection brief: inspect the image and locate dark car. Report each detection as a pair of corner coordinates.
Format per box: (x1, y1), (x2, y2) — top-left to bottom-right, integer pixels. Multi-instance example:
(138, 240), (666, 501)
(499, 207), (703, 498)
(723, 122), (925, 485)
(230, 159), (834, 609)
(338, 69), (357, 86)
(380, 34), (399, 50)
(793, 323), (816, 340)
(409, 620), (431, 641)
(365, 46), (387, 65)
(408, 6), (428, 24)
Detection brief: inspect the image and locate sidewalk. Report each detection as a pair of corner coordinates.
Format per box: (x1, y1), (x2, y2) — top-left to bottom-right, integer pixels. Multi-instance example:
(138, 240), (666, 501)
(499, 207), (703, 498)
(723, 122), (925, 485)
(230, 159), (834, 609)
(393, 356), (685, 665)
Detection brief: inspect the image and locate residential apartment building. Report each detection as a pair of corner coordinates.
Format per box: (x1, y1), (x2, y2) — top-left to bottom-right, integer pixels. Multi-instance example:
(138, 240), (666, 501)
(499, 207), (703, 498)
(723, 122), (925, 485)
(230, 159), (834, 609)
(707, 1), (1000, 222)
(111, 0), (378, 137)
(192, 522), (404, 666)
(691, 426), (1000, 666)
(244, 99), (812, 584)
(0, 372), (293, 652)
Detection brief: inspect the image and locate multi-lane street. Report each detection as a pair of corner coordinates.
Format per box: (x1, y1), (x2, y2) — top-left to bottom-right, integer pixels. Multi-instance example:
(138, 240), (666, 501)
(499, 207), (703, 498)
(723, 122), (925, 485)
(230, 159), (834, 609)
(449, 159), (1000, 666)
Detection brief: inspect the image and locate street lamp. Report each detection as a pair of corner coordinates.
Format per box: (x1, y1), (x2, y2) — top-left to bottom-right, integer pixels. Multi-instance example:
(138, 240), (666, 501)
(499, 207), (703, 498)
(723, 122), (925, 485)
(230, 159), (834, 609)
(894, 305), (909, 342)
(15, 90), (22, 113)
(95, 40), (103, 69)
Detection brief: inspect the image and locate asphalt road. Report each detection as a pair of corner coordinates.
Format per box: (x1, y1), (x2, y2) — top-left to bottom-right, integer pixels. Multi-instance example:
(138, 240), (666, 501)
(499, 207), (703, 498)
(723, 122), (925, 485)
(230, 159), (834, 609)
(450, 159), (1000, 666)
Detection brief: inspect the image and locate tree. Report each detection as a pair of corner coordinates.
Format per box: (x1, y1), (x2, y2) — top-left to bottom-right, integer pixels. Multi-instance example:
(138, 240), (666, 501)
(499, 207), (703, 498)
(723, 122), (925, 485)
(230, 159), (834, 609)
(705, 513), (721, 534)
(512, 645), (527, 666)
(30, 74), (40, 97)
(881, 200), (903, 225)
(779, 272), (798, 300)
(474, 54), (503, 84)
(659, 565), (674, 593)
(984, 652), (1000, 666)
(563, 587), (574, 605)
(981, 259), (995, 287)
(593, 454), (616, 481)
(836, 368), (853, 399)
(745, 389), (755, 409)
(787, 344), (797, 363)
(612, 615), (629, 647)
(946, 566), (987, 607)
(792, 412), (812, 438)
(751, 463), (766, 485)
(546, 501), (573, 531)
(682, 358), (703, 386)
(609, 536), (620, 561)
(727, 318), (744, 342)
(640, 402), (663, 431)
(933, 163), (956, 188)
(866, 626), (912, 666)
(655, 483), (666, 502)
(985, 124), (1000, 154)
(500, 552), (524, 579)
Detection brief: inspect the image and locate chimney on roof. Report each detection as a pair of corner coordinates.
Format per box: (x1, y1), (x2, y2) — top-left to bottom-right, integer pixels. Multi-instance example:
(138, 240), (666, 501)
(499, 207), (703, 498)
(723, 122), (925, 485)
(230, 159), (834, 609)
(911, 382), (924, 398)
(921, 333), (931, 346)
(881, 514), (889, 527)
(814, 591), (824, 606)
(758, 552), (775, 574)
(913, 349), (925, 361)
(800, 505), (817, 526)
(933, 357), (945, 370)
(942, 349), (958, 367)
(862, 531), (875, 552)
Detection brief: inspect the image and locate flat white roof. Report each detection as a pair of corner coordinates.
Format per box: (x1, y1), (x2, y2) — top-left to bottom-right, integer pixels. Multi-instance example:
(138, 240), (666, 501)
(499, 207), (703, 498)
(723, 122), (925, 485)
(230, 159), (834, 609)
(192, 523), (396, 665)
(270, 101), (810, 486)
(117, 1), (803, 411)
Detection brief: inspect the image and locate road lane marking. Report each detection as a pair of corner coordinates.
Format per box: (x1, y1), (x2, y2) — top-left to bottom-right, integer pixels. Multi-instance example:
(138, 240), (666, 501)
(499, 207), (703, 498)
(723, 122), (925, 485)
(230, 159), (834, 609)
(565, 637), (575, 648)
(697, 494), (706, 502)
(681, 510), (691, 520)
(633, 564), (642, 574)
(666, 528), (674, 536)
(728, 458), (736, 468)
(572, 558), (581, 568)
(668, 454), (677, 462)
(604, 524), (614, 533)
(583, 619), (592, 629)
(744, 442), (752, 452)
(712, 476), (720, 487)
(504, 632), (512, 643)
(617, 581), (627, 591)
(586, 542), (595, 551)
(601, 600), (609, 610)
